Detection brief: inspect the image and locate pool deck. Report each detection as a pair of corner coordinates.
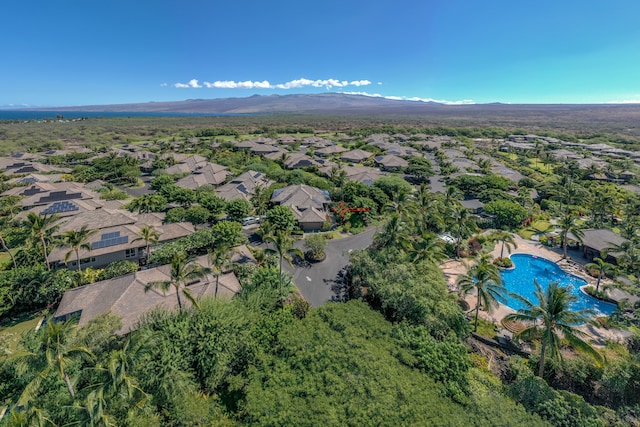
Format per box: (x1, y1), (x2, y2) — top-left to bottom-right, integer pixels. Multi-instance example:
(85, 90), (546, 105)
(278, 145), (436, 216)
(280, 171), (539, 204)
(443, 234), (632, 345)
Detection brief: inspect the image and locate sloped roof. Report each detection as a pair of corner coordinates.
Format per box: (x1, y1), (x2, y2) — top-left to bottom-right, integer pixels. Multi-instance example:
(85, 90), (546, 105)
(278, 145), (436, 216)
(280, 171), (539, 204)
(569, 228), (629, 253)
(341, 149), (373, 162)
(374, 154), (408, 168)
(54, 254), (241, 334)
(271, 184), (330, 211)
(216, 170), (274, 201)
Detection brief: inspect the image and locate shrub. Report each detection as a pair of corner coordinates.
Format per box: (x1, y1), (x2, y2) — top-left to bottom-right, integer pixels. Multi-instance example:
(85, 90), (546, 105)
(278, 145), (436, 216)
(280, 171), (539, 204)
(493, 257), (513, 268)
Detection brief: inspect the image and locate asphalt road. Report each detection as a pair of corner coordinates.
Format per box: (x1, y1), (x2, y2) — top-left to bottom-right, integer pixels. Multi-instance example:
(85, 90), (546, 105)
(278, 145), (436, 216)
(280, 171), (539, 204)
(287, 227), (377, 307)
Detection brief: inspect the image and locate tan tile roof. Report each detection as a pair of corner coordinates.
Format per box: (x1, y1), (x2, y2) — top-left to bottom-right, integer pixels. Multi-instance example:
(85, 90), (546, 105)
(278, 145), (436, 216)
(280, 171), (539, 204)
(54, 254), (241, 334)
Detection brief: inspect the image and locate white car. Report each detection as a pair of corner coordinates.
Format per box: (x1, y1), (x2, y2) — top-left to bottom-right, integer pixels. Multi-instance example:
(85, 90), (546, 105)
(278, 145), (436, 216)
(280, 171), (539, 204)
(241, 216), (261, 226)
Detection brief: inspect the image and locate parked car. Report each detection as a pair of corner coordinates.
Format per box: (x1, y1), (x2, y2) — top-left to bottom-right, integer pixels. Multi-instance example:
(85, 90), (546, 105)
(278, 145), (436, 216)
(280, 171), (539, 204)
(241, 216), (261, 226)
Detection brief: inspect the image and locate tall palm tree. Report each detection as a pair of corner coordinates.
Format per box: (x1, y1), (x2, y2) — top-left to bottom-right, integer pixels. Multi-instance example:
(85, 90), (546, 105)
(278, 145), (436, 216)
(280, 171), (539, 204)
(489, 230), (518, 259)
(457, 254), (506, 332)
(412, 184), (444, 234)
(208, 244), (233, 299)
(144, 253), (209, 311)
(558, 212), (583, 259)
(61, 225), (97, 272)
(263, 228), (302, 308)
(132, 225), (160, 264)
(504, 281), (602, 377)
(585, 256), (615, 292)
(91, 334), (149, 409)
(251, 184), (272, 217)
(10, 318), (94, 401)
(448, 203), (477, 258)
(24, 213), (60, 270)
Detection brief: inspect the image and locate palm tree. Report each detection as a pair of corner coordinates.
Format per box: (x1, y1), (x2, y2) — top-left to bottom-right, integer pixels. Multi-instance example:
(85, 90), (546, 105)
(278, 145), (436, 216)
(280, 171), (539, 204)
(0, 225), (17, 269)
(448, 203), (477, 258)
(457, 254), (507, 332)
(263, 228), (303, 307)
(558, 212), (583, 259)
(61, 225), (97, 272)
(585, 256), (615, 292)
(23, 213), (60, 270)
(408, 232), (447, 265)
(490, 230), (518, 259)
(208, 244), (233, 298)
(132, 225), (160, 264)
(144, 253), (209, 311)
(10, 318), (94, 401)
(504, 281), (602, 377)
(5, 403), (55, 427)
(251, 185), (272, 217)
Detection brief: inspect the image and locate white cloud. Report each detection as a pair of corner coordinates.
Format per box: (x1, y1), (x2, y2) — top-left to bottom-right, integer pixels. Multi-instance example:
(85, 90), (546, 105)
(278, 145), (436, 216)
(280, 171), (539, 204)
(606, 99), (640, 104)
(173, 77), (373, 90)
(343, 91), (476, 105)
(174, 79), (202, 89)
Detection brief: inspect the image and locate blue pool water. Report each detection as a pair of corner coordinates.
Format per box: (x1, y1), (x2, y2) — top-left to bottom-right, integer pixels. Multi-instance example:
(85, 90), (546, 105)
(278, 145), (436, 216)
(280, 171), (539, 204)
(500, 254), (616, 316)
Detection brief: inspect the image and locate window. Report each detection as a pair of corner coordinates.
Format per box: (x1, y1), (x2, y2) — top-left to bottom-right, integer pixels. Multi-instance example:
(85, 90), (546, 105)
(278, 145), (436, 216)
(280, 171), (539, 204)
(125, 248), (137, 258)
(80, 257), (96, 265)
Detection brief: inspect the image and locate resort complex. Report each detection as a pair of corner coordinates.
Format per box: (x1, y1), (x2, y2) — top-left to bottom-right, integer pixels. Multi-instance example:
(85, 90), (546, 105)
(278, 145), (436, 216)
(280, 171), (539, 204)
(2, 119), (640, 426)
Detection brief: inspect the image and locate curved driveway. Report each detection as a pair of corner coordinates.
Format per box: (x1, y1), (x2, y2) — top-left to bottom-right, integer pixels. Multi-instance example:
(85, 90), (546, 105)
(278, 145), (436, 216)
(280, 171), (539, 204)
(287, 228), (377, 307)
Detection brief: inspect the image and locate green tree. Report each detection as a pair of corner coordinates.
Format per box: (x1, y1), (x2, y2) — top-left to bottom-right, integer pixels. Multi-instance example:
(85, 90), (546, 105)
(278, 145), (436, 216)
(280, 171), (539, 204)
(303, 234), (326, 261)
(585, 256), (615, 293)
(263, 228), (302, 308)
(184, 205), (211, 224)
(373, 175), (412, 199)
(61, 225), (98, 272)
(448, 204), (477, 258)
(208, 244), (232, 299)
(558, 212), (584, 259)
(144, 253), (209, 311)
(24, 213), (60, 271)
(264, 205), (298, 234)
(504, 281), (602, 377)
(125, 194), (167, 214)
(225, 198), (253, 223)
(457, 254), (506, 332)
(197, 192), (226, 218)
(408, 232), (447, 264)
(484, 200), (528, 230)
(132, 225), (160, 264)
(251, 185), (273, 217)
(490, 230), (518, 259)
(11, 318), (94, 401)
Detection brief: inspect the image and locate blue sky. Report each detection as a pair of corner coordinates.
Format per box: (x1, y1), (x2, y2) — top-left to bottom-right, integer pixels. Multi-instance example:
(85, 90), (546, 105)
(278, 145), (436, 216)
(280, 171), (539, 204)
(3, 0), (640, 106)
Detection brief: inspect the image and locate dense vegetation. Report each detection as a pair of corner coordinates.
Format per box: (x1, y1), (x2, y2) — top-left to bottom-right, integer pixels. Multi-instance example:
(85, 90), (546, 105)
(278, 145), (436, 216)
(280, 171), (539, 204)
(4, 116), (640, 425)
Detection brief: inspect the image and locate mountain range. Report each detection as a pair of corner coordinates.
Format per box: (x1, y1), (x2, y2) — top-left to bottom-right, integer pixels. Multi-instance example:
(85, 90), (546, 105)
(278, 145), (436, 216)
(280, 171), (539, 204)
(24, 93), (640, 137)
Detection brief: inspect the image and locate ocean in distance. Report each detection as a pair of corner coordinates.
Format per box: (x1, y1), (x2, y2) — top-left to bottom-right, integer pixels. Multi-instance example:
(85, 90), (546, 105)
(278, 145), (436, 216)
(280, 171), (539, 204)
(0, 111), (245, 121)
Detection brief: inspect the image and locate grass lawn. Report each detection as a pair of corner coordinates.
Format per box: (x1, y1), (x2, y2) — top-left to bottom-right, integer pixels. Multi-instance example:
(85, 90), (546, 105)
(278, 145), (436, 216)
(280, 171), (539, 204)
(0, 314), (44, 353)
(519, 220), (552, 240)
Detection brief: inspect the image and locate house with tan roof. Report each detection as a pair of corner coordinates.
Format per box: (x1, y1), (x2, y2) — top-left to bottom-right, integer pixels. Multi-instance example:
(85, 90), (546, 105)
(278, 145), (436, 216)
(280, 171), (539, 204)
(341, 149), (373, 163)
(48, 209), (194, 270)
(282, 153), (320, 169)
(271, 184), (331, 231)
(175, 162), (229, 189)
(374, 154), (408, 171)
(216, 170), (274, 202)
(53, 254), (241, 334)
(315, 145), (348, 157)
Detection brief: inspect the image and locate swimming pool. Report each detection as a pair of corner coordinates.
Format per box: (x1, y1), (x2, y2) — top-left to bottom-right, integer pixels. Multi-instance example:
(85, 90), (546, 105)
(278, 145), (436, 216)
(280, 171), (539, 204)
(500, 254), (616, 316)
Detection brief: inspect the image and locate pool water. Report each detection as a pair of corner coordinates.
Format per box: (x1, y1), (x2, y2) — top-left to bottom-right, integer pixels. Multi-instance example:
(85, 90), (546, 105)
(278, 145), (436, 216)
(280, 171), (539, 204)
(500, 254), (616, 316)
